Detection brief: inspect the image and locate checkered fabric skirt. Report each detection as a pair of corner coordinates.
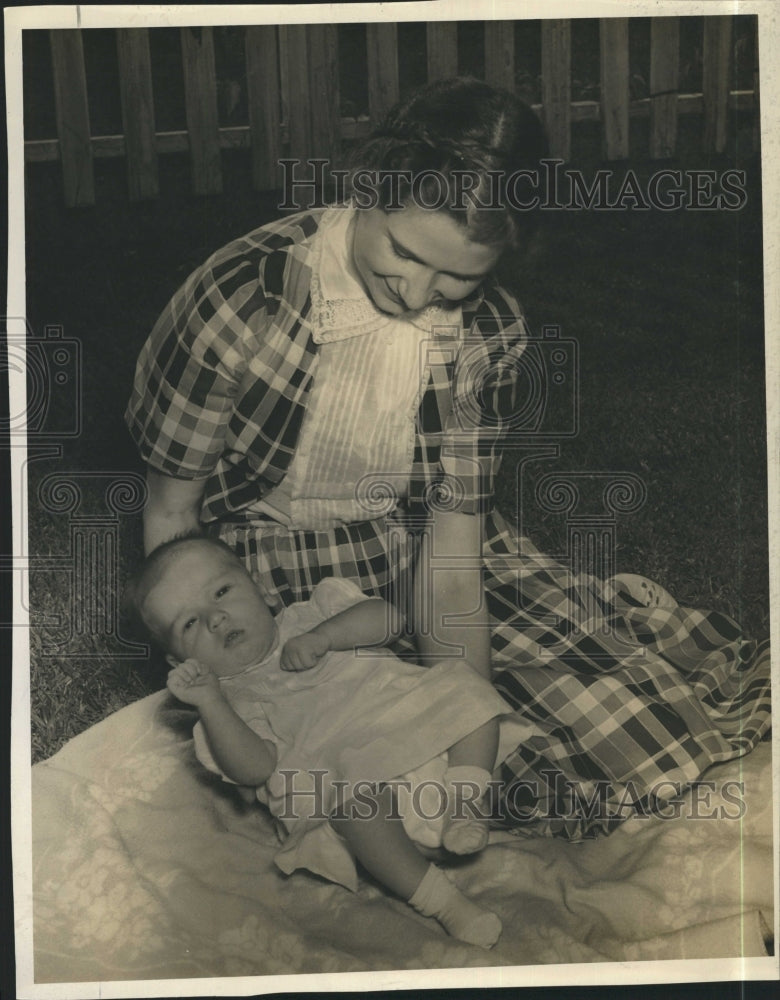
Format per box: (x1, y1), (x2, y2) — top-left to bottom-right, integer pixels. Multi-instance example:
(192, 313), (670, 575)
(218, 508), (772, 840)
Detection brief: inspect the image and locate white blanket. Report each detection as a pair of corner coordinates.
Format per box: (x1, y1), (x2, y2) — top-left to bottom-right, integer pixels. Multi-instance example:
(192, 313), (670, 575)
(30, 690), (774, 983)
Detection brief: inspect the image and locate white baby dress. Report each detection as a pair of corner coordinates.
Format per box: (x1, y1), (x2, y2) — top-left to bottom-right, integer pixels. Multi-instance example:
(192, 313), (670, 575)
(192, 577), (515, 890)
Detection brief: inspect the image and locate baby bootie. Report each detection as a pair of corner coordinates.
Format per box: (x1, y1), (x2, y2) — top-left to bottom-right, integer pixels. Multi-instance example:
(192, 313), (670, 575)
(442, 765), (492, 855)
(408, 863), (502, 948)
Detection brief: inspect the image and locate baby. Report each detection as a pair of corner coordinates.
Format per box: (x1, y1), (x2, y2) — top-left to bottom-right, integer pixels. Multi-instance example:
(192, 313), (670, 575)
(124, 534), (512, 948)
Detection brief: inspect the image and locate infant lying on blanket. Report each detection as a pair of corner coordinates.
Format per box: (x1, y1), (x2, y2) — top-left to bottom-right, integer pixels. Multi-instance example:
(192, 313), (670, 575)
(124, 534), (515, 948)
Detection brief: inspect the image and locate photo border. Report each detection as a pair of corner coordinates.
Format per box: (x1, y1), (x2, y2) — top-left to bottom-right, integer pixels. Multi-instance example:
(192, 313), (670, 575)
(6, 2), (779, 996)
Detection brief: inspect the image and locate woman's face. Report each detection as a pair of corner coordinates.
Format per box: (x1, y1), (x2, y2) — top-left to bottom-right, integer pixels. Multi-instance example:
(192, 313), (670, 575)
(350, 204), (502, 315)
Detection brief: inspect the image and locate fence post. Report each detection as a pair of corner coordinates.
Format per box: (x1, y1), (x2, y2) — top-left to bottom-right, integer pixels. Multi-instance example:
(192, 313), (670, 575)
(541, 19), (571, 161)
(367, 22), (400, 125)
(427, 22), (458, 81)
(484, 21), (515, 91)
(600, 18), (630, 160)
(116, 29), (159, 200)
(703, 16), (732, 155)
(308, 24), (341, 162)
(649, 17), (680, 160)
(280, 25), (313, 160)
(180, 26), (222, 195)
(49, 29), (95, 207)
(246, 26), (281, 190)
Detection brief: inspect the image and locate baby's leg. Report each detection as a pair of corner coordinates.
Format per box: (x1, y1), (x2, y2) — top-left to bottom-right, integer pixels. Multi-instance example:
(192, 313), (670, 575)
(448, 716), (499, 772)
(442, 717), (499, 855)
(331, 784), (501, 948)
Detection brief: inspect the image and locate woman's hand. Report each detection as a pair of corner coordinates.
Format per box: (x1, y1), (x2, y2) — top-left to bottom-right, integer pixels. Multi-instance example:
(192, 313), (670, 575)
(280, 631), (331, 672)
(167, 658), (222, 707)
(143, 467), (208, 554)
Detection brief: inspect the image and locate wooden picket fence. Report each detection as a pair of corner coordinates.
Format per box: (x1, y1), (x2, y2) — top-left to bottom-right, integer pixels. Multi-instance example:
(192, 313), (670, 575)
(26, 17), (758, 207)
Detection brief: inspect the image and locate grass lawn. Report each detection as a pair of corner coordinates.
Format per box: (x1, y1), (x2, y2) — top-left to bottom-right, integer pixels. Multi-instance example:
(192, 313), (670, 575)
(22, 122), (769, 763)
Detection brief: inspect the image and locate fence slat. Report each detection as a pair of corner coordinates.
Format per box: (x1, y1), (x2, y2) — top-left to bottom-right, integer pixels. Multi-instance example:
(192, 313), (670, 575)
(484, 21), (514, 91)
(702, 16), (732, 154)
(649, 17), (680, 159)
(367, 23), (399, 125)
(280, 25), (312, 157)
(427, 22), (458, 81)
(25, 91), (760, 167)
(600, 18), (630, 159)
(49, 30), (94, 207)
(116, 29), (158, 200)
(277, 24), (290, 136)
(307, 23), (340, 161)
(246, 26), (281, 190)
(541, 19), (571, 161)
(180, 26), (222, 195)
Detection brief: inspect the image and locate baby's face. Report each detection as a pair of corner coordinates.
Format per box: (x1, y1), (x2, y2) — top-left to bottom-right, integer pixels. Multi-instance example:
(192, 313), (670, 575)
(141, 542), (277, 676)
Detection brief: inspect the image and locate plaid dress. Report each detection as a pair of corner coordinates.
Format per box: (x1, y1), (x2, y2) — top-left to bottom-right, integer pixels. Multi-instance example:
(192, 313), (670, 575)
(126, 207), (771, 840)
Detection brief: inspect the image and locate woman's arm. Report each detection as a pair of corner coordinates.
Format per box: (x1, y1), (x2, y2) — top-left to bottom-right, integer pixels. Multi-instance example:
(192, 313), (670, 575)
(414, 509), (492, 679)
(143, 467), (208, 554)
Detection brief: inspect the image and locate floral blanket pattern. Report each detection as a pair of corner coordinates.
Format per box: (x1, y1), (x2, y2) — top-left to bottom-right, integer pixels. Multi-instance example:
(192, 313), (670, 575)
(30, 691), (774, 983)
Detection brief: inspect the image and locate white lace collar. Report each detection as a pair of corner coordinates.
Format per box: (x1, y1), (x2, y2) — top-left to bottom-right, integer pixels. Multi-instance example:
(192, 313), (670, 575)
(308, 204), (462, 344)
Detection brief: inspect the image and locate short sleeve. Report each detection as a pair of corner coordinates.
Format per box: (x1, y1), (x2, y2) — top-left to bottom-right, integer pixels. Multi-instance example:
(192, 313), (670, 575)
(124, 241), (269, 479)
(439, 283), (529, 515)
(308, 577), (372, 620)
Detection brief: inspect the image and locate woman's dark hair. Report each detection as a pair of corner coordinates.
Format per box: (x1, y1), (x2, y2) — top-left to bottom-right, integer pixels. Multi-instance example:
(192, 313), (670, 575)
(349, 77), (549, 251)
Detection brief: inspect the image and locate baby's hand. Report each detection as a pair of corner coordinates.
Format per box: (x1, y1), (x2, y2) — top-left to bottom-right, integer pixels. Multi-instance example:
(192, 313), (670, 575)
(167, 658), (221, 707)
(280, 630), (330, 672)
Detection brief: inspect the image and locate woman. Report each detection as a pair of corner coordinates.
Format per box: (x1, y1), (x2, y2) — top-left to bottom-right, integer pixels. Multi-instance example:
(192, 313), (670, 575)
(126, 78), (770, 839)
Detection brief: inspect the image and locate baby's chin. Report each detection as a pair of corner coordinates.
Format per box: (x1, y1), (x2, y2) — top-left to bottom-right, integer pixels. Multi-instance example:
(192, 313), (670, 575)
(222, 626), (278, 674)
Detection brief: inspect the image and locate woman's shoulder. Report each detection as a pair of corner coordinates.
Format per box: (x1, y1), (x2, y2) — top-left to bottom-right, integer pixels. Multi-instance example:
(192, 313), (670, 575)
(166, 208), (329, 317)
(202, 207), (329, 272)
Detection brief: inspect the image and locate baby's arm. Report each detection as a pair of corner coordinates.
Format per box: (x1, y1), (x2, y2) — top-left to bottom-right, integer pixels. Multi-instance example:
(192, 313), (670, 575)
(280, 597), (400, 672)
(167, 659), (277, 786)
